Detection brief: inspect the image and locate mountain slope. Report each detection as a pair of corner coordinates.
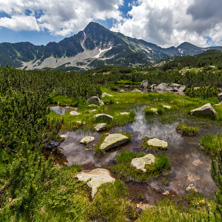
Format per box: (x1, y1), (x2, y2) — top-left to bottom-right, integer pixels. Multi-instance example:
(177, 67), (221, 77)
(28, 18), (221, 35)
(0, 22), (222, 70)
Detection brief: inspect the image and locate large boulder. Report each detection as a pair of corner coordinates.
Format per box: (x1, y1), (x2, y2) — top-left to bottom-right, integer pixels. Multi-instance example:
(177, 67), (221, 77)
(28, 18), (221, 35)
(94, 123), (107, 132)
(140, 80), (149, 89)
(94, 113), (113, 122)
(131, 154), (155, 172)
(100, 133), (130, 151)
(147, 138), (168, 149)
(155, 83), (186, 92)
(76, 168), (115, 197)
(88, 96), (104, 106)
(190, 103), (217, 118)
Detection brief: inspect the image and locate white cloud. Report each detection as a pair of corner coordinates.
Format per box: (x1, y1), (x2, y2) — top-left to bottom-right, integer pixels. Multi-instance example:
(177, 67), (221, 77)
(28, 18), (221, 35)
(0, 0), (123, 36)
(112, 0), (222, 47)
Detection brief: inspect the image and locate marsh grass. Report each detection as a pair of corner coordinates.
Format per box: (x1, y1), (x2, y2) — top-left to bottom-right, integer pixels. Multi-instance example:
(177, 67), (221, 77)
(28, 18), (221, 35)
(110, 151), (170, 182)
(200, 134), (222, 155)
(176, 123), (199, 136)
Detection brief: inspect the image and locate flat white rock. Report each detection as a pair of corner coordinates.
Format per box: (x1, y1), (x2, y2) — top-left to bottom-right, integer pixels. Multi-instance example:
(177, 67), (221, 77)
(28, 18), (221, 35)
(70, 111), (80, 115)
(80, 136), (95, 144)
(147, 138), (168, 149)
(131, 154), (155, 172)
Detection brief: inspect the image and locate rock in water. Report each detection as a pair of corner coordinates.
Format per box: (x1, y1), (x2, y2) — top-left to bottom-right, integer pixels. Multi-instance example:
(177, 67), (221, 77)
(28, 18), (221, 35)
(147, 138), (168, 149)
(80, 136), (95, 144)
(88, 96), (104, 106)
(76, 168), (115, 197)
(94, 113), (113, 121)
(140, 80), (149, 88)
(100, 133), (130, 151)
(190, 103), (217, 118)
(94, 123), (107, 132)
(131, 154), (155, 172)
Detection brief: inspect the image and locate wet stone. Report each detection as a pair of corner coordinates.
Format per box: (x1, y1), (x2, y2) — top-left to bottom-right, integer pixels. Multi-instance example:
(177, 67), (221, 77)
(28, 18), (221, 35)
(76, 168), (115, 197)
(147, 138), (168, 149)
(80, 136), (95, 144)
(131, 154), (155, 172)
(94, 123), (107, 132)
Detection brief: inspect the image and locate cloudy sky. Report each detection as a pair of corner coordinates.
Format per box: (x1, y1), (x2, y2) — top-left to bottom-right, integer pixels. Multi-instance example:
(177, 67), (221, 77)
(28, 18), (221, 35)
(0, 0), (221, 48)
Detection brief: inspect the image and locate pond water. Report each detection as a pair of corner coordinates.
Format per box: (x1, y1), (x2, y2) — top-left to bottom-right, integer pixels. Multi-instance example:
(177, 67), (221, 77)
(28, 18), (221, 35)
(59, 105), (220, 204)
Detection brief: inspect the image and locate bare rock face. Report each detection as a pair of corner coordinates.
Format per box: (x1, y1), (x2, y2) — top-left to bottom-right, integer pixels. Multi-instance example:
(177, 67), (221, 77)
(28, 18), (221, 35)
(155, 83), (186, 92)
(140, 80), (149, 89)
(80, 136), (95, 144)
(76, 168), (115, 197)
(88, 96), (104, 106)
(94, 113), (113, 122)
(94, 123), (107, 132)
(99, 133), (130, 151)
(131, 154), (155, 172)
(190, 103), (217, 118)
(147, 138), (168, 149)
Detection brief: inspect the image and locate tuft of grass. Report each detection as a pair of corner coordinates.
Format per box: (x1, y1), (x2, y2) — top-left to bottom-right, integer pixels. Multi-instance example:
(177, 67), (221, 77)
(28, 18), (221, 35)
(110, 151), (170, 182)
(200, 134), (222, 155)
(102, 96), (115, 104)
(176, 123), (199, 136)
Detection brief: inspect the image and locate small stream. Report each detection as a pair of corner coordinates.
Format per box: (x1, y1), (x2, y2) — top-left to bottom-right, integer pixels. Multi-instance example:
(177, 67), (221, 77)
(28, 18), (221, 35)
(59, 106), (220, 204)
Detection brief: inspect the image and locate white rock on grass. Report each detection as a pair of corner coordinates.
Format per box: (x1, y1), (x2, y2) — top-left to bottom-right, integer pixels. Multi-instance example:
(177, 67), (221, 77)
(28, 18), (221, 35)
(132, 88), (142, 93)
(190, 103), (216, 118)
(120, 112), (130, 115)
(163, 105), (171, 109)
(80, 136), (95, 144)
(102, 92), (113, 98)
(100, 133), (129, 151)
(147, 138), (168, 149)
(70, 111), (80, 115)
(150, 108), (158, 114)
(76, 168), (115, 197)
(94, 113), (113, 121)
(131, 154), (155, 172)
(94, 123), (107, 132)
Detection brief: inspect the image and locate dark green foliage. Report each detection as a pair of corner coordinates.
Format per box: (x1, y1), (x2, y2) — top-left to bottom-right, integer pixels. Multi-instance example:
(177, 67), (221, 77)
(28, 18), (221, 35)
(185, 86), (218, 99)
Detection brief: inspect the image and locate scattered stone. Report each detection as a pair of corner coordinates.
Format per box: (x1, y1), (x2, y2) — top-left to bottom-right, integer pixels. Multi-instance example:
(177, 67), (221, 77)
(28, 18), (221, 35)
(132, 88), (142, 93)
(190, 103), (217, 118)
(140, 80), (149, 89)
(163, 105), (171, 109)
(131, 154), (155, 172)
(100, 133), (130, 151)
(192, 159), (203, 166)
(60, 134), (67, 139)
(91, 109), (97, 112)
(155, 83), (186, 92)
(218, 92), (222, 103)
(120, 112), (130, 115)
(102, 92), (113, 98)
(94, 123), (107, 132)
(88, 96), (104, 106)
(70, 111), (80, 115)
(163, 191), (170, 196)
(94, 113), (113, 122)
(186, 184), (197, 193)
(187, 172), (200, 182)
(147, 138), (168, 149)
(149, 84), (157, 91)
(76, 168), (115, 197)
(136, 203), (150, 211)
(119, 89), (125, 93)
(150, 108), (158, 114)
(80, 136), (95, 144)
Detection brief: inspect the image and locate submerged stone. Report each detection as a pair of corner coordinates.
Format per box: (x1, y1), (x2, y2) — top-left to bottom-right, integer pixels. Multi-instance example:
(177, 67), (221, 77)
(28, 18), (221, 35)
(100, 133), (130, 151)
(94, 123), (107, 132)
(131, 154), (155, 172)
(80, 136), (95, 144)
(147, 138), (168, 149)
(190, 103), (216, 118)
(76, 168), (115, 197)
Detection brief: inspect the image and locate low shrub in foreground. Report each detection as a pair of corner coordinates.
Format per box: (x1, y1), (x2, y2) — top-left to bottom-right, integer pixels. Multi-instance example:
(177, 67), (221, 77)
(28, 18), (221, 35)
(176, 123), (199, 136)
(200, 134), (222, 155)
(110, 151), (170, 182)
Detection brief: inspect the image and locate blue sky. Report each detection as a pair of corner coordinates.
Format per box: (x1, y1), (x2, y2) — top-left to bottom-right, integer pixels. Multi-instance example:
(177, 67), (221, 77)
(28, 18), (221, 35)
(0, 0), (221, 47)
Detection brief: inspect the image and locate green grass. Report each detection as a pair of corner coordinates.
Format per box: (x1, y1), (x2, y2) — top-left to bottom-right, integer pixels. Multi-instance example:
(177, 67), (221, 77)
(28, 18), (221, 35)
(176, 123), (199, 136)
(110, 151), (170, 182)
(48, 94), (80, 106)
(200, 134), (222, 155)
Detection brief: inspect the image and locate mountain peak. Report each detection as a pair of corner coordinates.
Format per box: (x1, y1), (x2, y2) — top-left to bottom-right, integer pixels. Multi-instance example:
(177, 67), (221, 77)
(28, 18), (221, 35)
(84, 22), (107, 33)
(177, 42), (200, 50)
